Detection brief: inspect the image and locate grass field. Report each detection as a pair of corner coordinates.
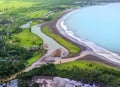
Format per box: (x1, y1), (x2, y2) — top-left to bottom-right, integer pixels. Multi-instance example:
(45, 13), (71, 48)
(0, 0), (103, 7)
(56, 60), (118, 70)
(25, 52), (42, 67)
(55, 60), (120, 86)
(12, 29), (43, 67)
(42, 27), (80, 56)
(0, 0), (77, 18)
(0, 1), (36, 12)
(13, 29), (43, 48)
(27, 10), (48, 18)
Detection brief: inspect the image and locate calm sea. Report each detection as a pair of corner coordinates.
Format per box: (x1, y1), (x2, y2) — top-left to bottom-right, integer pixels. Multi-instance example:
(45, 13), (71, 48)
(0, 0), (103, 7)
(64, 3), (120, 53)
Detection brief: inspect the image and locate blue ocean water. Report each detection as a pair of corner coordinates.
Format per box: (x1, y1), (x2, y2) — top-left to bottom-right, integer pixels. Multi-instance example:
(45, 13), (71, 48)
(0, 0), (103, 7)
(64, 3), (120, 53)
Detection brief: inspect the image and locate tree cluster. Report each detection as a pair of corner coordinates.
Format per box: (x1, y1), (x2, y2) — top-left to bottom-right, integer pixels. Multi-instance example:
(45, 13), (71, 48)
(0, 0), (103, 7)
(17, 63), (120, 86)
(0, 44), (33, 79)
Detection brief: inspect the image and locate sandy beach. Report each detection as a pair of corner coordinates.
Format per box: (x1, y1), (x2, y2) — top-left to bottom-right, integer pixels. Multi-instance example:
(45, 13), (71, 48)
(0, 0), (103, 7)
(42, 9), (120, 68)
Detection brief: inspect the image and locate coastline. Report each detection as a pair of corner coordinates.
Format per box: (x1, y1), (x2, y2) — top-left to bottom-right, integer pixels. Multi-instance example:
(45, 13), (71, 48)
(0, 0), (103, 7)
(43, 8), (120, 68)
(42, 9), (86, 57)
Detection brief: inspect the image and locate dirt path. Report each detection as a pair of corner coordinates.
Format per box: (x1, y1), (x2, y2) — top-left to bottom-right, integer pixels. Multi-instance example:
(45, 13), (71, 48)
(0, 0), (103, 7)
(55, 51), (95, 64)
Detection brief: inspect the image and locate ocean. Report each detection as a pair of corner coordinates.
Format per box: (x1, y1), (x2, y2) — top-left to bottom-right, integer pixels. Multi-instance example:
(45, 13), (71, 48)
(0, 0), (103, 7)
(64, 3), (120, 53)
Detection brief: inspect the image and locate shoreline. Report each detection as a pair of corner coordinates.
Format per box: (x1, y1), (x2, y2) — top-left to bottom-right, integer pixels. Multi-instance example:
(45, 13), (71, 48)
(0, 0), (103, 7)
(42, 9), (86, 57)
(43, 8), (120, 68)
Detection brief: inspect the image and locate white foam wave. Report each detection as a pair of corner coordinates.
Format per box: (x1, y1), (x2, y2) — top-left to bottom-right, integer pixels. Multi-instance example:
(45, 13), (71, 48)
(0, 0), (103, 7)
(56, 8), (120, 65)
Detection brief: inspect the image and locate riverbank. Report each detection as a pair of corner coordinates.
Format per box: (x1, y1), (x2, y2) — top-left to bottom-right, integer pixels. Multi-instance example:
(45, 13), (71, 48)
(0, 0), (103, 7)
(24, 24), (69, 72)
(42, 9), (86, 57)
(42, 9), (120, 68)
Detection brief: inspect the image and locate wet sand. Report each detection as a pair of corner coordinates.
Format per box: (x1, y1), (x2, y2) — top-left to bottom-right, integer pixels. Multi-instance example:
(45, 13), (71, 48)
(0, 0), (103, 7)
(42, 10), (120, 68)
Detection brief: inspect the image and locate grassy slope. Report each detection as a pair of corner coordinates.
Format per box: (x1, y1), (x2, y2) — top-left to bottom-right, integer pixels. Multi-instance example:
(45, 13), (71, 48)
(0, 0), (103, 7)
(42, 27), (80, 56)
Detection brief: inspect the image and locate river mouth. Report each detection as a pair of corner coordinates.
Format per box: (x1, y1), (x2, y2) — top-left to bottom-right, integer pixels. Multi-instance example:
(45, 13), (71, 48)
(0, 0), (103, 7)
(56, 3), (120, 65)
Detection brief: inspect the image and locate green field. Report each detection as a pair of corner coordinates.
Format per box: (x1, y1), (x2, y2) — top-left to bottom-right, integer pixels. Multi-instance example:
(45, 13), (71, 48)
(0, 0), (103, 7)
(26, 52), (42, 67)
(13, 29), (43, 48)
(56, 60), (118, 70)
(27, 10), (48, 19)
(0, 0), (77, 18)
(42, 27), (80, 56)
(0, 1), (36, 12)
(12, 29), (43, 67)
(56, 61), (120, 86)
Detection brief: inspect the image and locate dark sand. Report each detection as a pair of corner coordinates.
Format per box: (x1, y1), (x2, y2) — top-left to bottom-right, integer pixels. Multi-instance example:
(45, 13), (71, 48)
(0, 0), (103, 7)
(42, 10), (86, 57)
(42, 10), (120, 69)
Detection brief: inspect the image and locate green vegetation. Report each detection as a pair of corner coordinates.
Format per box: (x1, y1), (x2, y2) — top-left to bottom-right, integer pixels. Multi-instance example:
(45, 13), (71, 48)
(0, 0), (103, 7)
(44, 12), (62, 21)
(0, 0), (118, 83)
(0, 26), (44, 79)
(26, 53), (42, 67)
(30, 21), (40, 26)
(17, 61), (120, 86)
(42, 27), (80, 56)
(0, 1), (36, 12)
(13, 29), (43, 48)
(18, 80), (39, 87)
(0, 45), (32, 78)
(0, 0), (84, 79)
(27, 10), (48, 19)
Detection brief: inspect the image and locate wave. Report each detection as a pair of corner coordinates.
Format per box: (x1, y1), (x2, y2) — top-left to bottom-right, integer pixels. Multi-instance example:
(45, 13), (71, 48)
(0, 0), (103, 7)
(56, 8), (120, 65)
